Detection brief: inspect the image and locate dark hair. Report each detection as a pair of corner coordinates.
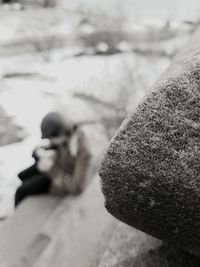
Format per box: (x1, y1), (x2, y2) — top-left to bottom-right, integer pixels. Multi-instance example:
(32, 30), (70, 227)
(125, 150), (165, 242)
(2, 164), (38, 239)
(40, 112), (66, 139)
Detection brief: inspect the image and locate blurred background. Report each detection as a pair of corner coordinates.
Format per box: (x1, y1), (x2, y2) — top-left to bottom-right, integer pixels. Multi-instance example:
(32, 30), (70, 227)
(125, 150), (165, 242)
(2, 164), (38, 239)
(0, 0), (199, 219)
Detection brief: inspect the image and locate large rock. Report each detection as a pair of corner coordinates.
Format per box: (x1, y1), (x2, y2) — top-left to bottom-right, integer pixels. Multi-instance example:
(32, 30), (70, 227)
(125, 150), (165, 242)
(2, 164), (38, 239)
(99, 27), (200, 256)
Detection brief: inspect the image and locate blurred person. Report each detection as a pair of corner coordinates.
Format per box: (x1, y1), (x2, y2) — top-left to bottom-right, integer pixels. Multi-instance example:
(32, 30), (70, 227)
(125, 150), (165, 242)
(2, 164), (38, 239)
(15, 111), (92, 207)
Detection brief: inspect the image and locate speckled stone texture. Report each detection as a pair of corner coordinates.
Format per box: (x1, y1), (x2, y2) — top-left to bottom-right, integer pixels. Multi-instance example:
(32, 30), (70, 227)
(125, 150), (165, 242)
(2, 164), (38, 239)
(99, 27), (200, 256)
(98, 223), (200, 267)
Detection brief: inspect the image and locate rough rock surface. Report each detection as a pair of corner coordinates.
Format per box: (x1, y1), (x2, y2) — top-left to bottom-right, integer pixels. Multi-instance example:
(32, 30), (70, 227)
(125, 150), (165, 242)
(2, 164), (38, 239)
(98, 223), (200, 267)
(99, 27), (200, 256)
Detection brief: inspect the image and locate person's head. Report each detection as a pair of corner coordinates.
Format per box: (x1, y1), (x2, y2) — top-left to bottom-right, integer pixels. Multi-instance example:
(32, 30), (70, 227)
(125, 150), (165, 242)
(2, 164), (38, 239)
(40, 112), (77, 144)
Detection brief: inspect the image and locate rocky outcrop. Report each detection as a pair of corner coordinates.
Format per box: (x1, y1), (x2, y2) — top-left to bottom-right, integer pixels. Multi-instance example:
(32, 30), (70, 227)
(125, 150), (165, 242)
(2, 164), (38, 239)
(99, 27), (200, 256)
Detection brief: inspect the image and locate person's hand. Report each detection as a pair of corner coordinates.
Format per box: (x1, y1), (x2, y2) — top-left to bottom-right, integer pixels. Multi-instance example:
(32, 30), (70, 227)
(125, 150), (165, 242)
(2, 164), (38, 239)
(32, 139), (52, 160)
(36, 148), (57, 173)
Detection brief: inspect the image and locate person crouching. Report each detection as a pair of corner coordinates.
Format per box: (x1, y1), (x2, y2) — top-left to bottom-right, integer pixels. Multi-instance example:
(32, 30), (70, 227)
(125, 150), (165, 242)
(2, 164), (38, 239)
(15, 112), (92, 207)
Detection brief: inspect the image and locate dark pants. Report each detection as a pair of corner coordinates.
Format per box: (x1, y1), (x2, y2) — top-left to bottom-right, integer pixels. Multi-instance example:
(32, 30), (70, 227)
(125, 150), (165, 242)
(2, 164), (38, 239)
(15, 165), (51, 207)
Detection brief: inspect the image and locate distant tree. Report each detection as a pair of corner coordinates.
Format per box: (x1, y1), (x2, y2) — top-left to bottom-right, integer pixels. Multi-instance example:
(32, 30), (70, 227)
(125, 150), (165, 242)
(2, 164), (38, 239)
(22, 12), (62, 61)
(2, 0), (12, 3)
(43, 0), (56, 7)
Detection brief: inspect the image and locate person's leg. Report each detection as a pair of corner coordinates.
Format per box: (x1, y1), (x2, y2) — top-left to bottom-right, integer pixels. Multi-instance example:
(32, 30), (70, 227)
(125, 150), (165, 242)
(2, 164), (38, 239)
(18, 164), (40, 182)
(15, 174), (51, 207)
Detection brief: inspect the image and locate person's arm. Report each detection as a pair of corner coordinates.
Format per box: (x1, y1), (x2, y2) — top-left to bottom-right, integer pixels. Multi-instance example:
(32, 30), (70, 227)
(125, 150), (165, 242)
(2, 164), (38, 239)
(64, 130), (92, 194)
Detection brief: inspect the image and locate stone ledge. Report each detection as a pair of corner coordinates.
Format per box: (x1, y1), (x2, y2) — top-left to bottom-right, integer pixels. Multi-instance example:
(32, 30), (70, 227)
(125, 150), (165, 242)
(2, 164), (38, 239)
(0, 196), (62, 267)
(0, 177), (116, 267)
(98, 223), (200, 267)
